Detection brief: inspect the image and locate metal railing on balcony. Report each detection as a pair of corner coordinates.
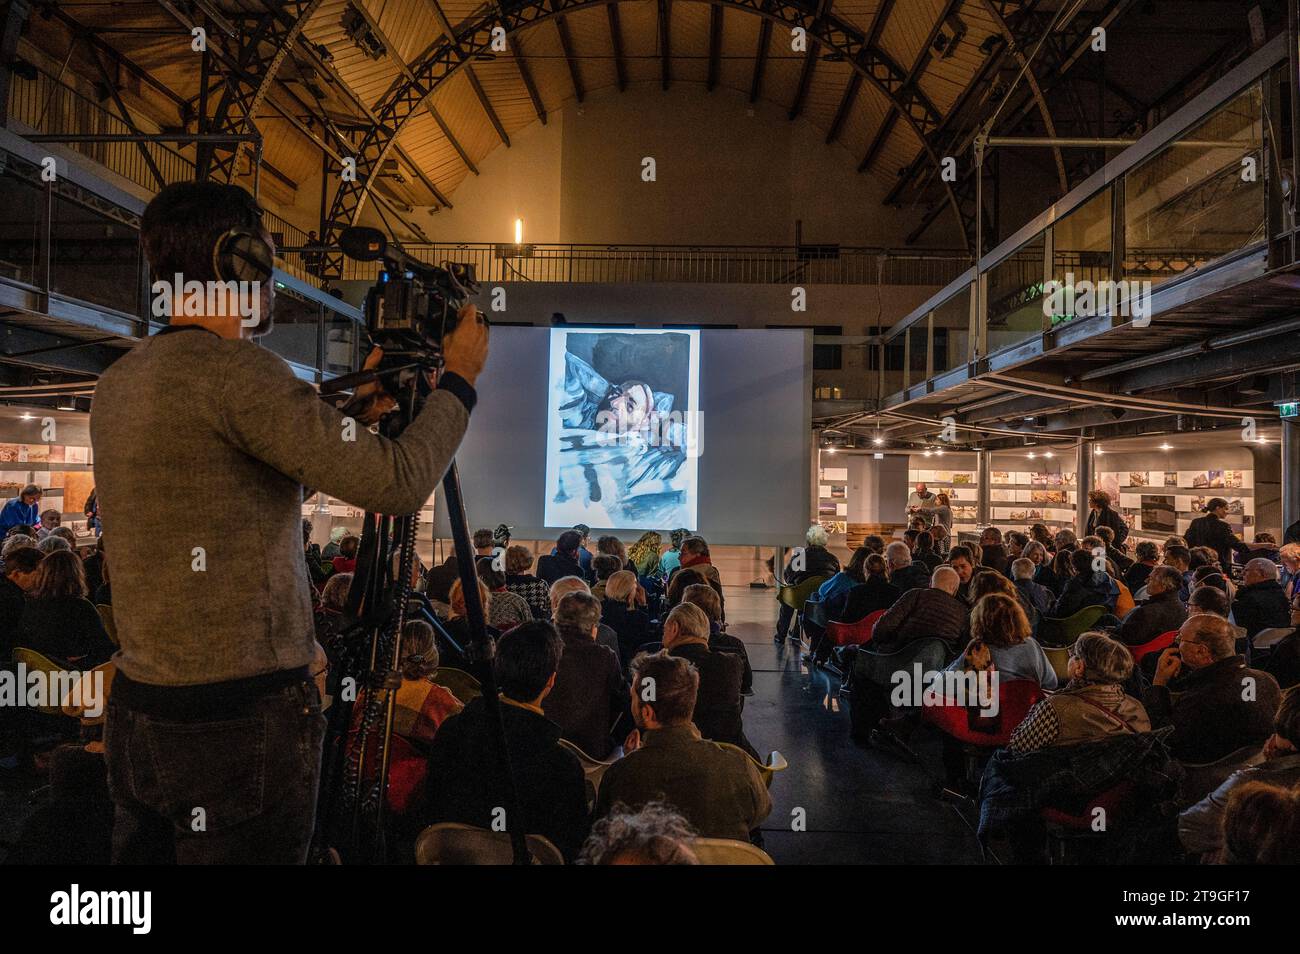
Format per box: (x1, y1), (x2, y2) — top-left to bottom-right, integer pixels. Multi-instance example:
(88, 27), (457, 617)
(336, 243), (970, 286)
(877, 33), (1285, 405)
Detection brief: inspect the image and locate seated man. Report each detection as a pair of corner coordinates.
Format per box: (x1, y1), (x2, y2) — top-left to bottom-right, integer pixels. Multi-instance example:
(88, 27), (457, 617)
(825, 553), (899, 624)
(682, 583), (752, 696)
(1116, 565), (1187, 647)
(595, 651), (771, 842)
(1163, 544), (1193, 602)
(1179, 685), (1300, 860)
(1010, 557), (1054, 618)
(422, 621), (590, 861)
(1052, 547), (1119, 618)
(978, 527), (1009, 576)
(870, 566), (969, 653)
(537, 530), (589, 585)
(1143, 614), (1282, 763)
(1233, 558), (1291, 643)
(663, 603), (755, 758)
(886, 540), (930, 594)
(946, 545), (977, 605)
(542, 591), (627, 759)
(1124, 540), (1160, 594)
(1095, 525), (1133, 574)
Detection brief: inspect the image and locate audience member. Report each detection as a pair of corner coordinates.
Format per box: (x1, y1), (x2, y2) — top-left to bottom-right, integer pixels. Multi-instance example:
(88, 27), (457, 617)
(825, 553), (900, 624)
(602, 570), (654, 670)
(1052, 548), (1119, 618)
(15, 549), (114, 666)
(590, 554), (623, 601)
(946, 545), (976, 604)
(888, 540), (930, 594)
(1116, 565), (1188, 647)
(1163, 545), (1193, 601)
(676, 536), (722, 589)
(543, 591), (627, 759)
(477, 564), (531, 631)
(1010, 557), (1054, 617)
(774, 526), (840, 641)
(628, 531), (663, 580)
(1233, 558), (1290, 642)
(331, 534), (359, 574)
(537, 530), (589, 585)
(595, 651), (771, 842)
(579, 801), (699, 865)
(1095, 525), (1133, 573)
(0, 484), (42, 535)
(549, 576), (623, 660)
(871, 566), (969, 653)
(1144, 614), (1281, 762)
(1023, 540), (1060, 594)
(1188, 584), (1232, 620)
(817, 545), (871, 604)
(949, 593), (1056, 690)
(422, 621), (590, 861)
(503, 545), (550, 620)
(1219, 780), (1300, 864)
(1179, 686), (1300, 859)
(0, 544), (42, 656)
(1124, 540), (1160, 593)
(978, 527), (1009, 576)
(663, 602), (753, 757)
(682, 583), (752, 695)
(37, 535), (70, 555)
(1010, 632), (1148, 753)
(658, 529), (689, 577)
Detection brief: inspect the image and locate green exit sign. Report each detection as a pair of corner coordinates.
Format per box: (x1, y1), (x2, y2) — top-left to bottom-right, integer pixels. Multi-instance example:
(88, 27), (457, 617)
(1280, 402), (1300, 419)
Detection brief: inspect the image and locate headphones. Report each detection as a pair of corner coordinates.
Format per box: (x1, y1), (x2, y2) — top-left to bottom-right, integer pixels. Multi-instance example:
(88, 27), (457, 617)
(212, 194), (274, 285)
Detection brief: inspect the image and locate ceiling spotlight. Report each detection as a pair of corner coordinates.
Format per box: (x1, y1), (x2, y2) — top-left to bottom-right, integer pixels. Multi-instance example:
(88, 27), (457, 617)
(1095, 447), (1105, 455)
(1159, 442), (1172, 451)
(934, 448), (944, 457)
(19, 412), (34, 421)
(923, 450), (932, 457)
(873, 436), (884, 446)
(1027, 452), (1037, 459)
(1043, 451), (1054, 459)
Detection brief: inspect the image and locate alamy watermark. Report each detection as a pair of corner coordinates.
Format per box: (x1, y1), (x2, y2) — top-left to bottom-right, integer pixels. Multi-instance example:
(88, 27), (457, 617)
(0, 664), (104, 718)
(890, 664), (1001, 717)
(150, 274), (263, 328)
(1043, 271), (1152, 327)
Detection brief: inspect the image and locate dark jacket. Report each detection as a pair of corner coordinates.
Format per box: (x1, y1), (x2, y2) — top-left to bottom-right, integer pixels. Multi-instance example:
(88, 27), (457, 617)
(0, 574), (25, 657)
(1123, 561), (1156, 594)
(980, 544), (1009, 576)
(595, 723), (771, 841)
(543, 630), (628, 760)
(870, 587), (969, 653)
(17, 596), (114, 666)
(422, 696), (590, 861)
(914, 550), (944, 573)
(1185, 514), (1250, 575)
(1116, 589), (1187, 647)
(536, 551), (588, 586)
(600, 598), (654, 671)
(1052, 571), (1118, 618)
(708, 625), (753, 696)
(669, 641), (754, 758)
(1034, 563), (1063, 595)
(889, 561), (932, 594)
(1231, 580), (1291, 640)
(1014, 577), (1056, 618)
(783, 545), (840, 585)
(425, 556), (460, 603)
(1142, 655), (1281, 763)
(1265, 629), (1300, 690)
(1086, 505), (1129, 549)
(826, 576), (901, 623)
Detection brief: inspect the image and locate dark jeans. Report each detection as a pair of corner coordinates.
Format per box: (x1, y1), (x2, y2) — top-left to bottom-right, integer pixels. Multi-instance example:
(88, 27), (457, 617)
(105, 679), (325, 864)
(776, 603), (796, 639)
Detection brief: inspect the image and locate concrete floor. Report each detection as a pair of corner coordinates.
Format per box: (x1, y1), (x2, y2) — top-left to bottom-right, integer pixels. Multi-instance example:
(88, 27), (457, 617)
(726, 584), (983, 864)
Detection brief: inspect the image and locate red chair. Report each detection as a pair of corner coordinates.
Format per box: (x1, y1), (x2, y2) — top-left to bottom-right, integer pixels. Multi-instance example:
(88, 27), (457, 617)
(825, 609), (887, 647)
(1129, 630), (1177, 665)
(1041, 781), (1137, 863)
(921, 678), (1046, 748)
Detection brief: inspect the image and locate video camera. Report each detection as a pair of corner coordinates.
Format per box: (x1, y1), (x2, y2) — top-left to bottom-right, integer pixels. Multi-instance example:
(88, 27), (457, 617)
(338, 225), (479, 355)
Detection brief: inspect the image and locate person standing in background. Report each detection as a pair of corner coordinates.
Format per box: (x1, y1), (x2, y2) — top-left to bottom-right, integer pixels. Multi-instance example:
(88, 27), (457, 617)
(0, 484), (42, 536)
(907, 482), (937, 527)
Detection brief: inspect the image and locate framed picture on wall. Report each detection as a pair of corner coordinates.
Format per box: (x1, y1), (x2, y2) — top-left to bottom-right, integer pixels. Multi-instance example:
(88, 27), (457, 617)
(1141, 494), (1177, 533)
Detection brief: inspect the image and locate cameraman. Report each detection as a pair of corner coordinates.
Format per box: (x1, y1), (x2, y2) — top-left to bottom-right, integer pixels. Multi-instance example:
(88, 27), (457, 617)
(90, 182), (488, 864)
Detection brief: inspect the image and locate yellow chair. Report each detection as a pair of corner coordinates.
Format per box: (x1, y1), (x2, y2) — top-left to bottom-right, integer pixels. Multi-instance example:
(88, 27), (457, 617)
(11, 648), (76, 717)
(557, 738), (618, 810)
(414, 823), (564, 865)
(717, 742), (788, 789)
(1036, 605), (1106, 647)
(777, 576), (829, 611)
(95, 604), (118, 647)
(690, 837), (775, 865)
(431, 667), (481, 704)
(59, 661), (116, 724)
(1044, 645), (1071, 683)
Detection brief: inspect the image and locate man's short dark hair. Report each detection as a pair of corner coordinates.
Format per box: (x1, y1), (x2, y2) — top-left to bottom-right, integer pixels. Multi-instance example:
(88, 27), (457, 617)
(947, 545), (973, 564)
(141, 181), (262, 282)
(680, 536), (709, 558)
(592, 553), (622, 581)
(495, 621), (563, 702)
(1148, 565), (1182, 592)
(1136, 540), (1159, 562)
(631, 651), (698, 725)
(1164, 544), (1191, 568)
(472, 528), (494, 550)
(1188, 584), (1231, 618)
(1095, 526), (1115, 545)
(1071, 547), (1096, 576)
(556, 529), (583, 554)
(2, 545), (43, 574)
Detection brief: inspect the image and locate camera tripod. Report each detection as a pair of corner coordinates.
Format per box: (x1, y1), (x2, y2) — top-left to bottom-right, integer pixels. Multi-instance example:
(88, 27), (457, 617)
(311, 351), (529, 865)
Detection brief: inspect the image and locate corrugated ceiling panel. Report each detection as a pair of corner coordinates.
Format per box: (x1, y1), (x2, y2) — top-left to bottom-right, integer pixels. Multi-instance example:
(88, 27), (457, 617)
(800, 56), (852, 132)
(429, 70), (499, 160)
(471, 55), (542, 132)
(373, 0), (444, 65)
(880, 0), (944, 73)
(670, 1), (712, 89)
(566, 6), (619, 95)
(619, 0), (662, 88)
(515, 22), (578, 113)
(717, 6), (760, 98)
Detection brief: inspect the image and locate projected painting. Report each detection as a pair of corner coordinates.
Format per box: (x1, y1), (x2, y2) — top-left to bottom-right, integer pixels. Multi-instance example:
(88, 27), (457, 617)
(544, 328), (700, 530)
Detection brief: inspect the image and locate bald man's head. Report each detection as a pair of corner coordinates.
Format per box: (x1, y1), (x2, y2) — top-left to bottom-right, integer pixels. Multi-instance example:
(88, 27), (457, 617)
(1179, 613), (1237, 666)
(931, 566), (960, 596)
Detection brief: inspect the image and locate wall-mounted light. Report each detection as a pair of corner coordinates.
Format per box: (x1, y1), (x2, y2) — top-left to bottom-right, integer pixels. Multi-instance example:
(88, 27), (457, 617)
(514, 218), (524, 245)
(1095, 446), (1104, 456)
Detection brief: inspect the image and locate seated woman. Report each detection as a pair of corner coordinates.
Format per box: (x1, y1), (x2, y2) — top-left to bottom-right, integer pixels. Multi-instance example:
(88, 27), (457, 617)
(1109, 560), (1136, 617)
(314, 571), (354, 665)
(477, 564), (531, 632)
(16, 549), (113, 666)
(1009, 631), (1149, 754)
(970, 568), (1038, 632)
(825, 554), (900, 624)
(1051, 548), (1119, 618)
(331, 534), (360, 574)
(948, 593), (1057, 690)
(347, 619), (463, 820)
(817, 545), (871, 606)
(1023, 541), (1060, 595)
(440, 577), (497, 669)
(602, 569), (654, 670)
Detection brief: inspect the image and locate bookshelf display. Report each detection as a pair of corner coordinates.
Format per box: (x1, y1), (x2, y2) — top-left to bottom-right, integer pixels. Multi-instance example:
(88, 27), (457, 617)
(1098, 468), (1255, 542)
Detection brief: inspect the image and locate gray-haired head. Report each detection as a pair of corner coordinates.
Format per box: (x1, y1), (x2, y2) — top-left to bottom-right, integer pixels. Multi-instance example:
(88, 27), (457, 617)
(1070, 631), (1134, 684)
(37, 535), (70, 554)
(885, 541), (912, 569)
(1010, 557), (1035, 581)
(578, 801), (699, 866)
(1, 534), (37, 558)
(931, 565), (959, 595)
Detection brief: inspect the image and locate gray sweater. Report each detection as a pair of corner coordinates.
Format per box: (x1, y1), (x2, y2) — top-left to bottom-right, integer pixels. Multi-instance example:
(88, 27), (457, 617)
(90, 327), (470, 686)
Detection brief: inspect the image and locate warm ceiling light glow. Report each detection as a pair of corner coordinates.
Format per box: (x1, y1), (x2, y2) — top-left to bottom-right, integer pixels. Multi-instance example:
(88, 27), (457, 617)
(873, 437), (884, 446)
(1095, 447), (1104, 455)
(826, 447), (836, 454)
(1160, 442), (1172, 451)
(934, 448), (944, 456)
(514, 217), (523, 244)
(1044, 451), (1055, 459)
(923, 450), (932, 457)
(1027, 452), (1037, 459)
(19, 413), (34, 420)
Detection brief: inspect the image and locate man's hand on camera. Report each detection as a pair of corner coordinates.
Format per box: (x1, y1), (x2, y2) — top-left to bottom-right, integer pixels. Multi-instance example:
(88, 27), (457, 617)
(346, 347), (398, 426)
(441, 303), (489, 386)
